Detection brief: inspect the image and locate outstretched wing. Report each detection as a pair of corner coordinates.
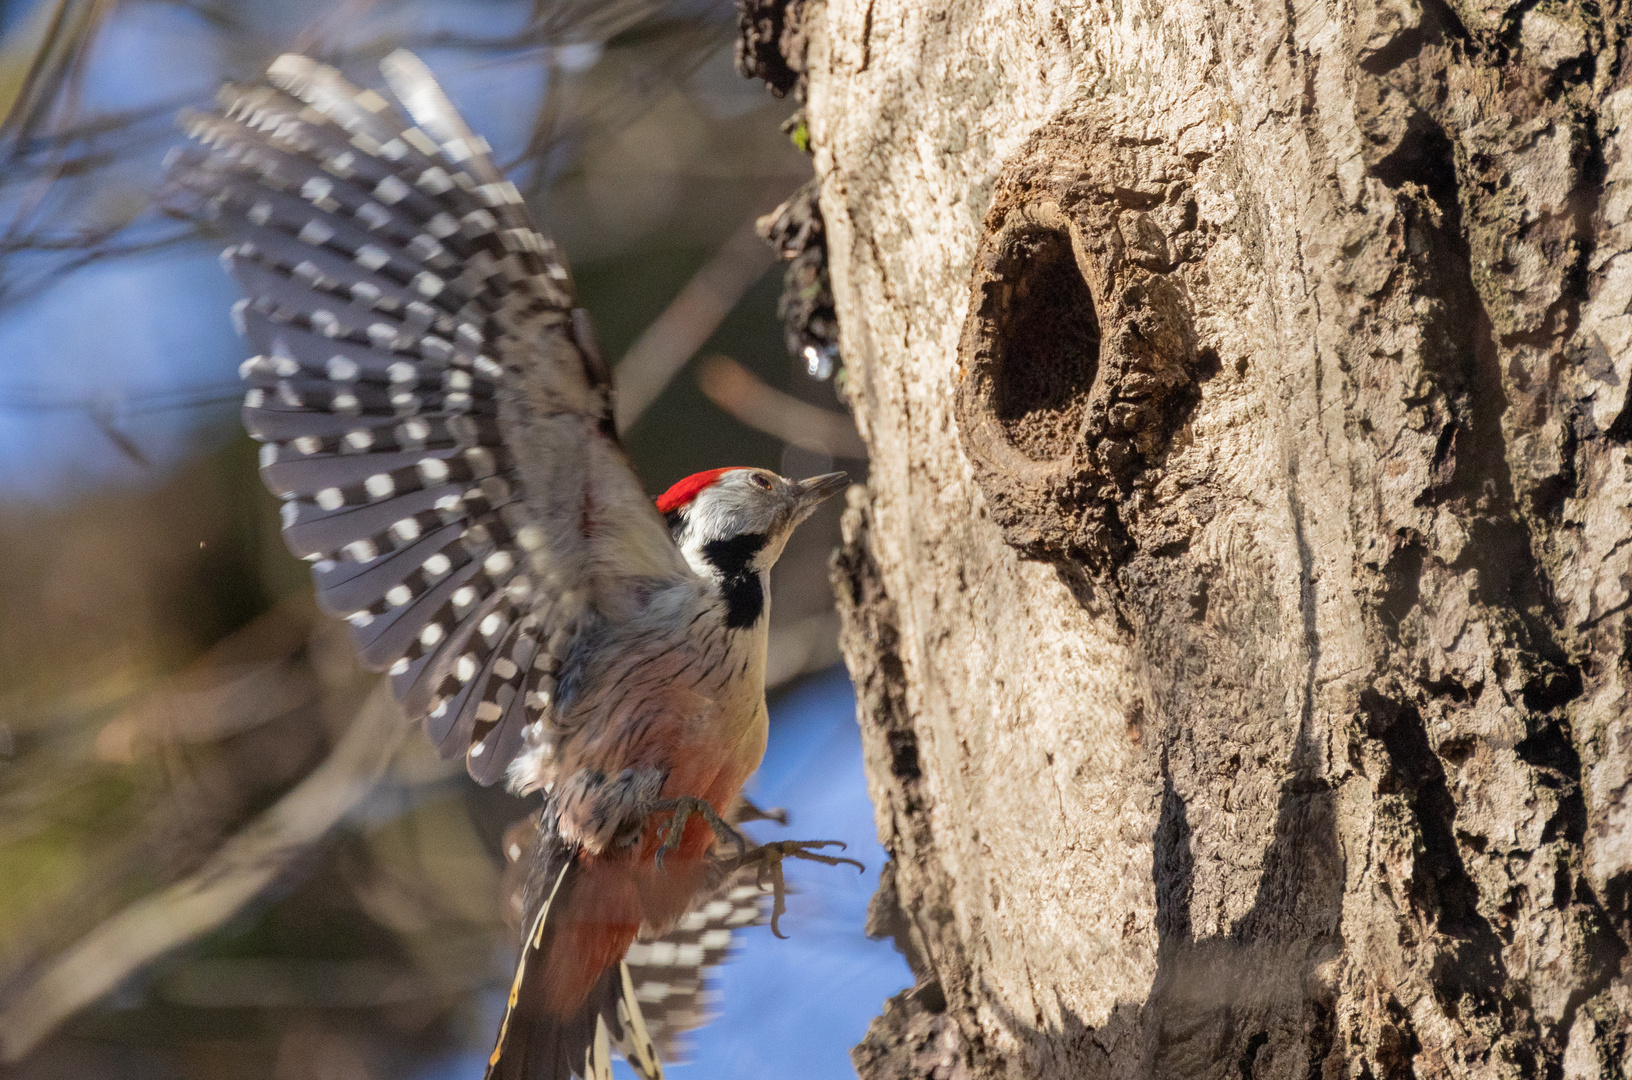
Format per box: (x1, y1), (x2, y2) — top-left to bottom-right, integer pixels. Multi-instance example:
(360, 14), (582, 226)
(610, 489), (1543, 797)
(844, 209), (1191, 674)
(171, 52), (692, 786)
(622, 873), (768, 1061)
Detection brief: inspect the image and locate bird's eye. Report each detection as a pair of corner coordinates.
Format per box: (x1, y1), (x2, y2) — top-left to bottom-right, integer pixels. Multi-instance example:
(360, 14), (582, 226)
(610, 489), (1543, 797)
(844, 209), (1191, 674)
(749, 473), (773, 490)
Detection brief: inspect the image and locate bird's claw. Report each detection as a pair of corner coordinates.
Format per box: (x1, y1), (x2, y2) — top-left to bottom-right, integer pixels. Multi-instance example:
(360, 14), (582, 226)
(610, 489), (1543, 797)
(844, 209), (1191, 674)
(653, 796), (748, 871)
(754, 839), (865, 872)
(731, 839), (865, 938)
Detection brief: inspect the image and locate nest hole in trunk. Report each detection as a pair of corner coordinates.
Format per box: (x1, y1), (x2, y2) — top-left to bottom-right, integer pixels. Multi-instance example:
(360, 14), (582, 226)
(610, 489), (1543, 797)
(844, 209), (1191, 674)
(988, 228), (1101, 462)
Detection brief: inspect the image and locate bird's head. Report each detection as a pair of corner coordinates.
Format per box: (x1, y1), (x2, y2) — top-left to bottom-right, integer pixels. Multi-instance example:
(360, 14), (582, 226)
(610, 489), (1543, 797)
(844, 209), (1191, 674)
(657, 467), (848, 586)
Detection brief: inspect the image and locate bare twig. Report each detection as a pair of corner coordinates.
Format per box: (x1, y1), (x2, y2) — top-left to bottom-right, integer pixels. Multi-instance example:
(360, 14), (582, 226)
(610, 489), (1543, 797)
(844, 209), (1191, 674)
(87, 409), (151, 470)
(0, 380), (241, 412)
(291, 0), (386, 56)
(697, 354), (867, 459)
(1, 0), (116, 251)
(0, 0), (114, 144)
(410, 1), (692, 53)
(501, 15), (729, 182)
(94, 661), (319, 762)
(613, 214), (780, 432)
(4, 94), (194, 162)
(0, 680), (409, 1063)
(0, 1), (734, 311)
(0, 228), (197, 310)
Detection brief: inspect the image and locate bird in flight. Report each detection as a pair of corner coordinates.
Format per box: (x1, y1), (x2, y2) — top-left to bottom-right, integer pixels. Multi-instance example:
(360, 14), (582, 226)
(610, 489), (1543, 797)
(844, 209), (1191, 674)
(170, 49), (859, 1080)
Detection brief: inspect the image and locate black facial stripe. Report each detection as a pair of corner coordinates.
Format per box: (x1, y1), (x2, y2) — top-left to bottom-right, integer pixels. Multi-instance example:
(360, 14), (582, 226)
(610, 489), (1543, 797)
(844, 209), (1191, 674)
(702, 533), (768, 629)
(720, 575), (765, 629)
(701, 533), (766, 579)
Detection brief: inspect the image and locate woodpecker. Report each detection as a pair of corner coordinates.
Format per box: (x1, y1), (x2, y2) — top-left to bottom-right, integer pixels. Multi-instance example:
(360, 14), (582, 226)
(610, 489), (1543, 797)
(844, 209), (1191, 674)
(171, 51), (858, 1080)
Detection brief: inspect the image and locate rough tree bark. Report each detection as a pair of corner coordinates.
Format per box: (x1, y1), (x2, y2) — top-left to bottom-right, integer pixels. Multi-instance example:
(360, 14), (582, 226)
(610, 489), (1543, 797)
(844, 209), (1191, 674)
(755, 0), (1632, 1076)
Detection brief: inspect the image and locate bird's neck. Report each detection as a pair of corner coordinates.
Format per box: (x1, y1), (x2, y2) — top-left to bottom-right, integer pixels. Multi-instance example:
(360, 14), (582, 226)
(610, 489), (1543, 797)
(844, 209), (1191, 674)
(696, 532), (769, 630)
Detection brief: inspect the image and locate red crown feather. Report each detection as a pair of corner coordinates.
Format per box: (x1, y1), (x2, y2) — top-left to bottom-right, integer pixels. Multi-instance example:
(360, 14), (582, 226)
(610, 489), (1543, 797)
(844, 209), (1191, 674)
(655, 468), (735, 514)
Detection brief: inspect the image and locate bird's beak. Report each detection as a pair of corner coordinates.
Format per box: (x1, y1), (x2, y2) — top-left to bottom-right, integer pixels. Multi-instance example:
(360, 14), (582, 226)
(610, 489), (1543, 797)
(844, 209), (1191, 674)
(791, 471), (849, 520)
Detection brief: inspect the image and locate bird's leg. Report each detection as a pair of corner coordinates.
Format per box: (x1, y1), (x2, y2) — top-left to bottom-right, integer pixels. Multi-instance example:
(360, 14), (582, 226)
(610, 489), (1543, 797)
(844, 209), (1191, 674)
(723, 839), (865, 939)
(653, 796), (748, 870)
(653, 797), (862, 937)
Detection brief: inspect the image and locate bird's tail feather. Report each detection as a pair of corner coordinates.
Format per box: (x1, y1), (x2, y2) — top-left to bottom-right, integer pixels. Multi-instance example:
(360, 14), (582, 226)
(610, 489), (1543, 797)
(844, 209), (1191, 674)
(486, 858), (664, 1080)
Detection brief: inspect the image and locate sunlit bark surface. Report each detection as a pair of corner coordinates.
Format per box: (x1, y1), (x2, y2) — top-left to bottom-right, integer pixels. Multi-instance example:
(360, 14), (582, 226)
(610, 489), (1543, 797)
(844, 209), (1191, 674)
(799, 0), (1632, 1075)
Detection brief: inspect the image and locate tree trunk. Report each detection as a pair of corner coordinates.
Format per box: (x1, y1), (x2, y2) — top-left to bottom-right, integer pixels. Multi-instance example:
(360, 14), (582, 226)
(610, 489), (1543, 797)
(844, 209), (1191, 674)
(786, 0), (1632, 1076)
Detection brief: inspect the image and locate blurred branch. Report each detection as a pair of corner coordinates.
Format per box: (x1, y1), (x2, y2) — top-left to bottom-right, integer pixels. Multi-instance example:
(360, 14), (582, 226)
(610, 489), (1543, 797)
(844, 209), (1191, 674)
(0, 376), (239, 467)
(0, 0), (114, 147)
(158, 956), (446, 1009)
(291, 0), (386, 55)
(0, 380), (241, 412)
(0, 3), (742, 314)
(503, 13), (727, 186)
(95, 660), (319, 762)
(1, 0), (114, 266)
(0, 679), (409, 1063)
(614, 213), (779, 432)
(0, 227), (197, 310)
(87, 408), (151, 469)
(147, 0), (242, 34)
(530, 0), (698, 49)
(697, 354), (867, 459)
(411, 3), (714, 51)
(5, 93), (195, 164)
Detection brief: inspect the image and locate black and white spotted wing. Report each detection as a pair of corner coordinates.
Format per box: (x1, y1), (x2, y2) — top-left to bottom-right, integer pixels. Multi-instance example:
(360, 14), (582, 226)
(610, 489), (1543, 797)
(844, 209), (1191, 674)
(622, 873), (768, 1060)
(171, 52), (692, 785)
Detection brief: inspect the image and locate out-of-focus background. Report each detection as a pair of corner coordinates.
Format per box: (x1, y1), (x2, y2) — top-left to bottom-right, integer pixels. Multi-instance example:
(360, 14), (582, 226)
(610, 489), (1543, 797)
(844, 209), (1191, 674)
(0, 1), (908, 1076)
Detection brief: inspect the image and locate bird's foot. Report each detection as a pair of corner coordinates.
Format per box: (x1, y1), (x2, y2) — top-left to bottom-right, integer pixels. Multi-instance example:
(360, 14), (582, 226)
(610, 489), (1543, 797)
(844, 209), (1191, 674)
(726, 839), (865, 938)
(653, 796), (748, 870)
